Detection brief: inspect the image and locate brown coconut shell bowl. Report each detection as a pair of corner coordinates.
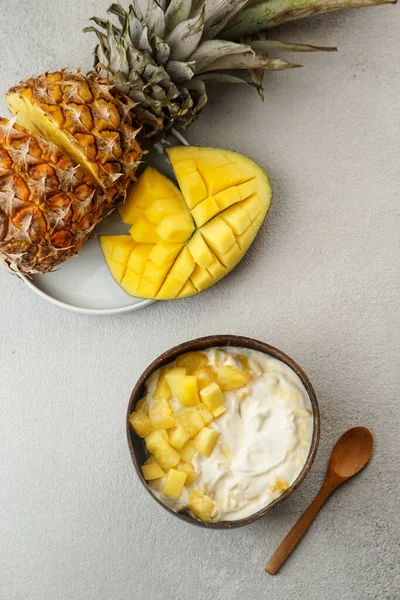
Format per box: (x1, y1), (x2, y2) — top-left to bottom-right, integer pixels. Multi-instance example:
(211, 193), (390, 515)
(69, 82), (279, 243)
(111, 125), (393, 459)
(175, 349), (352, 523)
(127, 335), (320, 529)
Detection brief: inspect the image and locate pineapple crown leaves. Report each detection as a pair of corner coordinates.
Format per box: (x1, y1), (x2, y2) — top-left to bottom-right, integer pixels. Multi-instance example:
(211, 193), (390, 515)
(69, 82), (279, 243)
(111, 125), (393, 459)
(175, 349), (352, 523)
(85, 0), (394, 133)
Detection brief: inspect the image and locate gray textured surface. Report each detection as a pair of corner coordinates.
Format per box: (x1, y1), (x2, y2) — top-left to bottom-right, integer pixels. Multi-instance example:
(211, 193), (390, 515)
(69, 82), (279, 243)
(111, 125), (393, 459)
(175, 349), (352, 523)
(0, 1), (399, 599)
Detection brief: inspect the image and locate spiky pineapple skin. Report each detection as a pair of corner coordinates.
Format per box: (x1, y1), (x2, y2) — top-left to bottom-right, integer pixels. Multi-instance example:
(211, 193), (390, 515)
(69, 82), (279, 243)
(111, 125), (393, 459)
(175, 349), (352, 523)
(7, 70), (143, 201)
(0, 118), (109, 275)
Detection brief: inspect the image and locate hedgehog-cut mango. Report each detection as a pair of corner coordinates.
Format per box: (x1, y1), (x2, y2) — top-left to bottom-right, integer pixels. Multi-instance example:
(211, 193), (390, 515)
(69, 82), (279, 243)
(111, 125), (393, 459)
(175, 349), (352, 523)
(99, 147), (272, 300)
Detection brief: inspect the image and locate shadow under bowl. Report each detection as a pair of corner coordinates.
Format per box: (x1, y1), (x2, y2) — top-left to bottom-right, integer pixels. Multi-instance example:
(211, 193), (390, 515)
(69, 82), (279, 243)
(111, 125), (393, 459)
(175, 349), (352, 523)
(127, 335), (320, 529)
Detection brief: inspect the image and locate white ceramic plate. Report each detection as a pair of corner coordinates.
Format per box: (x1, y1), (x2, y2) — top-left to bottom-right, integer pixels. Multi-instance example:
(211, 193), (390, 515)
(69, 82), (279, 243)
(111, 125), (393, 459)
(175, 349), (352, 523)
(21, 129), (188, 315)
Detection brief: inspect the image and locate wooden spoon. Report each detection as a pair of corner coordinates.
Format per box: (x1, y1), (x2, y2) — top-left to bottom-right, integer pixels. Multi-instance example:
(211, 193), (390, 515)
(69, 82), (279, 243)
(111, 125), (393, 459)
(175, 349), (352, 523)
(266, 426), (374, 575)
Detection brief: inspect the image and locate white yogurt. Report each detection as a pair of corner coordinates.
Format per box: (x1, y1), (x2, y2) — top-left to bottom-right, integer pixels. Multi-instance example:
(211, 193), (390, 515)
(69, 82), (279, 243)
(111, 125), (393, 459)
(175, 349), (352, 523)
(146, 347), (313, 522)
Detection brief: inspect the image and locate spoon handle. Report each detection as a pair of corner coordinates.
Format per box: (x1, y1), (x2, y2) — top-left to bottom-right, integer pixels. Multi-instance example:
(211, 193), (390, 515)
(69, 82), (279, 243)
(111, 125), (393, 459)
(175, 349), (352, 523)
(266, 479), (339, 575)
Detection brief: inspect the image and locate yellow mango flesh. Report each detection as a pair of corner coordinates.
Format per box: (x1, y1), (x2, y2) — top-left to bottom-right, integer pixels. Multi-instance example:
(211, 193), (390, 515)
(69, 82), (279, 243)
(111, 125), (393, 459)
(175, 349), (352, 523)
(100, 147), (272, 299)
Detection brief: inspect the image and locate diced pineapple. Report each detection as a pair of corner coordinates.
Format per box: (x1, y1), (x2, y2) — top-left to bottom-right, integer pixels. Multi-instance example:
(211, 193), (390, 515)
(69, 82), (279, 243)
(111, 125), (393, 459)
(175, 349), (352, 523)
(200, 382), (225, 412)
(162, 468), (187, 499)
(155, 444), (181, 470)
(194, 427), (220, 456)
(165, 367), (186, 403)
(187, 232), (213, 269)
(153, 368), (172, 401)
(212, 405), (226, 418)
(177, 408), (204, 438)
(129, 216), (160, 244)
(129, 411), (153, 437)
(158, 429), (169, 442)
(148, 241), (183, 266)
(183, 376), (200, 407)
(195, 366), (215, 391)
(150, 398), (176, 429)
(155, 213), (194, 242)
(175, 351), (208, 374)
(179, 440), (197, 463)
(216, 366), (250, 391)
(134, 397), (148, 413)
(189, 489), (215, 522)
(145, 430), (169, 453)
(141, 462), (166, 480)
(169, 424), (191, 450)
(178, 463), (198, 486)
(197, 403), (213, 425)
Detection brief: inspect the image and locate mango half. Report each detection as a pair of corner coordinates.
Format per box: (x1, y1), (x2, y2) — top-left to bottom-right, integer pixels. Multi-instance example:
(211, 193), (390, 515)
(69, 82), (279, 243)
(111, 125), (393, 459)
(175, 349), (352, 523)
(99, 146), (272, 300)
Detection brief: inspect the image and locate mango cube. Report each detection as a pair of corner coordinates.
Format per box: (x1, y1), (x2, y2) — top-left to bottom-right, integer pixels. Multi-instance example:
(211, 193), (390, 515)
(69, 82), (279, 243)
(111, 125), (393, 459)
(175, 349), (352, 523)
(169, 424), (191, 450)
(162, 468), (187, 499)
(183, 376), (200, 407)
(197, 403), (213, 425)
(150, 398), (176, 429)
(179, 440), (197, 463)
(200, 382), (225, 412)
(175, 170), (208, 209)
(190, 265), (214, 292)
(191, 196), (219, 227)
(141, 462), (166, 480)
(129, 411), (153, 437)
(179, 463), (198, 486)
(145, 196), (184, 224)
(177, 408), (204, 438)
(187, 232), (213, 269)
(194, 427), (220, 456)
(189, 489), (215, 522)
(200, 217), (236, 255)
(216, 366), (250, 391)
(155, 213), (194, 242)
(153, 368), (172, 401)
(148, 241), (183, 266)
(175, 351), (208, 374)
(129, 216), (160, 244)
(165, 367), (186, 403)
(127, 244), (153, 274)
(214, 186), (241, 211)
(220, 204), (251, 235)
(177, 280), (197, 298)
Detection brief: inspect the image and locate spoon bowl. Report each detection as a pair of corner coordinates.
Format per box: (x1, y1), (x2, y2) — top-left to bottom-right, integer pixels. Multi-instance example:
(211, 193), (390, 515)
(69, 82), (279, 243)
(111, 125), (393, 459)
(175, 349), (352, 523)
(329, 426), (374, 479)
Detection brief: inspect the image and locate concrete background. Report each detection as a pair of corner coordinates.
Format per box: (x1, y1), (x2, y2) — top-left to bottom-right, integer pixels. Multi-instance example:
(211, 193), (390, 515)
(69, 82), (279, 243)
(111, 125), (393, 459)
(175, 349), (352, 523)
(0, 1), (399, 599)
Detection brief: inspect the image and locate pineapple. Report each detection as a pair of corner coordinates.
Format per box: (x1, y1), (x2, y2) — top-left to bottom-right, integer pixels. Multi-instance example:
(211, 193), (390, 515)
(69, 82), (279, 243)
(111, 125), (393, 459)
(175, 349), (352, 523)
(175, 352), (208, 374)
(178, 463), (198, 486)
(169, 424), (191, 450)
(162, 468), (187, 498)
(199, 382), (226, 412)
(145, 430), (180, 469)
(194, 427), (220, 456)
(0, 118), (107, 275)
(189, 489), (215, 522)
(6, 71), (141, 201)
(179, 440), (198, 463)
(149, 398), (176, 429)
(141, 461), (166, 481)
(216, 366), (250, 391)
(129, 411), (153, 437)
(100, 146), (272, 299)
(0, 71), (142, 274)
(183, 376), (200, 407)
(87, 0), (394, 133)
